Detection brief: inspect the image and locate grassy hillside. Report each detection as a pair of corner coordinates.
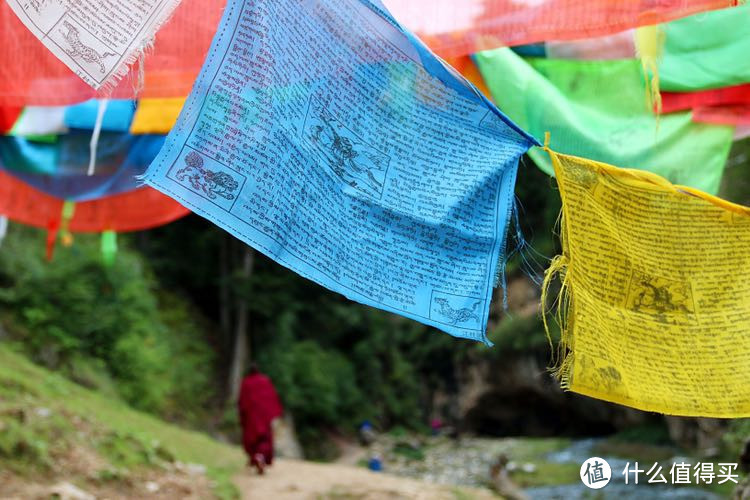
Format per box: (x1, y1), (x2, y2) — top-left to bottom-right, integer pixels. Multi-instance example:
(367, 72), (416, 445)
(0, 343), (244, 499)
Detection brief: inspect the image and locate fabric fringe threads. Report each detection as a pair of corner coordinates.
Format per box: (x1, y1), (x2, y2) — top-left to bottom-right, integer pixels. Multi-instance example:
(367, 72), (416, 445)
(635, 24), (665, 116)
(97, 0), (184, 95)
(540, 223), (571, 387)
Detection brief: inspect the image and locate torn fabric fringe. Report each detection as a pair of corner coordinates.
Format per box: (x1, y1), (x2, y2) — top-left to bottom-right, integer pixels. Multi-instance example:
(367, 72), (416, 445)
(4, 0), (183, 92)
(635, 25), (665, 116)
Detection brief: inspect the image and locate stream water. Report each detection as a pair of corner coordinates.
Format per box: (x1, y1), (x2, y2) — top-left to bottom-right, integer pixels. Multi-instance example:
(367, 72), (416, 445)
(381, 436), (727, 499)
(526, 439), (724, 500)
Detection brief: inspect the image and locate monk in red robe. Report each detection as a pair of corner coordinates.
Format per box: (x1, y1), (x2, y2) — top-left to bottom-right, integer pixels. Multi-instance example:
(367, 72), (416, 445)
(238, 363), (283, 474)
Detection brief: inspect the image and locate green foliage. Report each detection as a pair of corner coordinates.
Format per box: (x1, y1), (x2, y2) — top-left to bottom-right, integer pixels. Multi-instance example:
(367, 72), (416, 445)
(607, 423), (673, 446)
(486, 313), (557, 353)
(723, 418), (750, 458)
(392, 441), (425, 461)
(96, 430), (174, 468)
(0, 227), (217, 420)
(0, 408), (72, 473)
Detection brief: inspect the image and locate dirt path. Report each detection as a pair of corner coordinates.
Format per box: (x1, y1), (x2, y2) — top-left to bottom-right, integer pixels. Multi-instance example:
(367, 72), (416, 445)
(235, 458), (499, 500)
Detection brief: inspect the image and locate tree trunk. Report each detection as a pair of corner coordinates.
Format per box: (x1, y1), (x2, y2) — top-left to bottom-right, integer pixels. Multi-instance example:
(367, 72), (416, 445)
(219, 234), (231, 338)
(228, 246), (255, 403)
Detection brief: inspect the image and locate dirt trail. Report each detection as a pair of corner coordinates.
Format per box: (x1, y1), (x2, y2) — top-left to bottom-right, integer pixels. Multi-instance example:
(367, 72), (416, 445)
(235, 458), (499, 500)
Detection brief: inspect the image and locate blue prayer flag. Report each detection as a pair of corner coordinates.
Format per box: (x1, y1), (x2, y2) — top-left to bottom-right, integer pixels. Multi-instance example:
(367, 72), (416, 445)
(143, 0), (536, 341)
(1, 132), (164, 201)
(64, 100), (136, 133)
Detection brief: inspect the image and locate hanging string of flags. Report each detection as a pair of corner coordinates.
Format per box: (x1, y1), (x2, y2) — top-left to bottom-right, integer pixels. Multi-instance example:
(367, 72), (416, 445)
(1, 0), (749, 416)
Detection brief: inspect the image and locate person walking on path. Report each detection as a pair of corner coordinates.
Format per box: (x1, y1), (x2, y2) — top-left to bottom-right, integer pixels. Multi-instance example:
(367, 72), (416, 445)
(238, 363), (283, 474)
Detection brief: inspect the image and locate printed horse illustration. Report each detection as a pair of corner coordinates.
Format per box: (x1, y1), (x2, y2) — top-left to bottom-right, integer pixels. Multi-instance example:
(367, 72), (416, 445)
(60, 21), (116, 74)
(175, 151), (239, 201)
(434, 298), (481, 326)
(308, 114), (385, 195)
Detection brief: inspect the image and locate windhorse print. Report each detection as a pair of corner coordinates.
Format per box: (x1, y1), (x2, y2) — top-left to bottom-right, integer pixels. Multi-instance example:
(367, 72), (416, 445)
(303, 100), (389, 198)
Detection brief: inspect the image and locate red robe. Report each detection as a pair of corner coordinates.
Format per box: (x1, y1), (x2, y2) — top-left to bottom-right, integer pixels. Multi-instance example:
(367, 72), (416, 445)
(238, 373), (283, 465)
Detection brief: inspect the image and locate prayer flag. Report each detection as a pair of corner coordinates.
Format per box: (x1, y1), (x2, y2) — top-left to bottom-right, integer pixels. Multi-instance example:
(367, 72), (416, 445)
(660, 3), (750, 92)
(143, 0), (537, 341)
(0, 171), (189, 233)
(475, 49), (734, 194)
(544, 148), (750, 417)
(662, 85), (750, 113)
(0, 132), (165, 200)
(381, 0), (734, 58)
(4, 0), (184, 90)
(64, 100), (136, 132)
(0, 0), (224, 105)
(130, 99), (186, 135)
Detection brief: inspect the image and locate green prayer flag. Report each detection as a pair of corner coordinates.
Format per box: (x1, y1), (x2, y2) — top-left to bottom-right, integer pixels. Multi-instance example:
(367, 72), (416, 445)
(660, 3), (750, 92)
(474, 49), (734, 194)
(101, 231), (118, 267)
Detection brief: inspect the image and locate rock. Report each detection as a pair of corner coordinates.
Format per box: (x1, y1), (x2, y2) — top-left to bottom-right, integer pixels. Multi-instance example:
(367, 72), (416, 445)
(665, 417), (728, 451)
(521, 462), (536, 473)
(188, 463), (206, 475)
(273, 413), (303, 459)
(458, 352), (651, 437)
(733, 476), (750, 500)
(489, 455), (529, 500)
(47, 482), (95, 500)
(145, 481), (160, 493)
(34, 407), (51, 418)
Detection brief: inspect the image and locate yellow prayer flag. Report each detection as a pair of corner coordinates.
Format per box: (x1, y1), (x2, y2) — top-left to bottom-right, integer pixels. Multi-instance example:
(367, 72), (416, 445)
(543, 148), (750, 417)
(130, 98), (186, 135)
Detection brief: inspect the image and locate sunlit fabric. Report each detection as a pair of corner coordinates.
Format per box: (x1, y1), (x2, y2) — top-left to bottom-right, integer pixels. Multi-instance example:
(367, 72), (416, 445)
(660, 3), (750, 92)
(692, 105), (750, 127)
(0, 107), (21, 133)
(143, 0), (536, 341)
(662, 84), (750, 113)
(544, 148), (750, 417)
(0, 171), (189, 232)
(0, 0), (225, 106)
(382, 0), (734, 57)
(9, 106), (68, 137)
(130, 98), (186, 135)
(545, 31), (635, 61)
(475, 49), (734, 194)
(64, 100), (136, 132)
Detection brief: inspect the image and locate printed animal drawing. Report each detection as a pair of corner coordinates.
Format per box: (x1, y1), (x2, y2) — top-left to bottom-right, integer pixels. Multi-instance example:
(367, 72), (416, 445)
(175, 151), (239, 201)
(629, 273), (693, 322)
(434, 298), (481, 326)
(60, 20), (116, 74)
(306, 107), (388, 197)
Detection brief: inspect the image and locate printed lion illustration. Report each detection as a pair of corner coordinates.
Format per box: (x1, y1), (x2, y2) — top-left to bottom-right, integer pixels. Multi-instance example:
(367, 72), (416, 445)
(175, 151), (239, 201)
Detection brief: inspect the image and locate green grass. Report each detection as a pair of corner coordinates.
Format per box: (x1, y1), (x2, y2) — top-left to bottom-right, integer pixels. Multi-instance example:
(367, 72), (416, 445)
(0, 343), (244, 498)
